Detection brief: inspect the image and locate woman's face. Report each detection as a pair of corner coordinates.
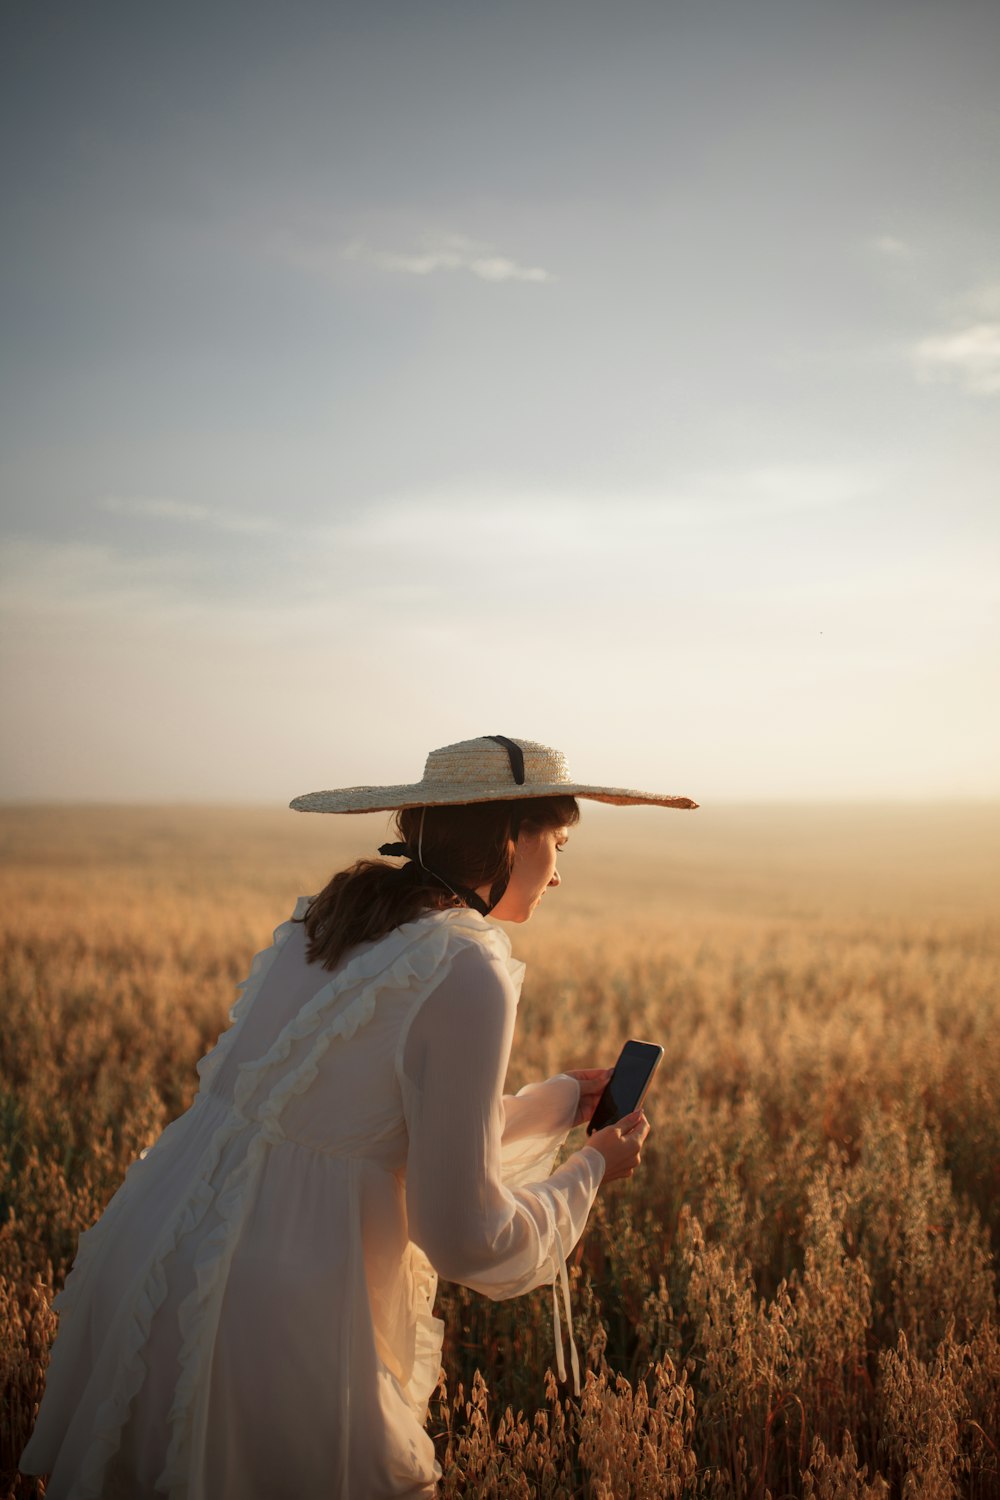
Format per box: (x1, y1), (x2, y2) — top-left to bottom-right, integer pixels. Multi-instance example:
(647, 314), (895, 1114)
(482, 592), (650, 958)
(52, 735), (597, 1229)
(485, 824), (569, 923)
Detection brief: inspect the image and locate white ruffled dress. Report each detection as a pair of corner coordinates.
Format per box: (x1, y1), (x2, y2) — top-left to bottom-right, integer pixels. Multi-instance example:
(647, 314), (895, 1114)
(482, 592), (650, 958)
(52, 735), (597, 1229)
(21, 903), (605, 1499)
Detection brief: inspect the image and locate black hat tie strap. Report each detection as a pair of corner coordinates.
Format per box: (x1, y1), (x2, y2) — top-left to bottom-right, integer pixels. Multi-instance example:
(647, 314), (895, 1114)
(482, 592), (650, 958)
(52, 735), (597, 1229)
(378, 744), (530, 918)
(377, 840), (491, 917)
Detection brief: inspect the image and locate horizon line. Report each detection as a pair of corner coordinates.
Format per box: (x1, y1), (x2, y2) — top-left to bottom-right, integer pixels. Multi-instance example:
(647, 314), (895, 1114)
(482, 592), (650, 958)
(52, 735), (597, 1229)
(3, 796), (999, 812)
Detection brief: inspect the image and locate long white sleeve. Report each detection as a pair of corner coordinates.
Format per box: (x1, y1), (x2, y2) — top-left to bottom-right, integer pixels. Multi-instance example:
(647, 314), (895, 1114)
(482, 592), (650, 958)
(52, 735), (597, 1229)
(399, 943), (604, 1300)
(501, 1075), (583, 1188)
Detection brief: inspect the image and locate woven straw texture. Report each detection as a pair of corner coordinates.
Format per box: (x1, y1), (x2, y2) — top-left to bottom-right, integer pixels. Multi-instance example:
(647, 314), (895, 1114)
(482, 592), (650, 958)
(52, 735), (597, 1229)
(289, 737), (697, 814)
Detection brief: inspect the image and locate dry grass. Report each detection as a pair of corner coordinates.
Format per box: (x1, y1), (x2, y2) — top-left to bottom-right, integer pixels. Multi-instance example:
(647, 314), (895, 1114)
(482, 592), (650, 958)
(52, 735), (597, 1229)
(1, 802), (998, 1497)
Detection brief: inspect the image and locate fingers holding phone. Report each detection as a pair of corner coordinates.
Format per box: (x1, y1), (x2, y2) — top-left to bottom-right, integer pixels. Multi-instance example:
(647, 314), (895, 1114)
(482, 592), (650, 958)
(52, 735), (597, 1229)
(586, 1040), (662, 1137)
(578, 1038), (660, 1183)
(588, 1110), (650, 1183)
(564, 1067), (614, 1128)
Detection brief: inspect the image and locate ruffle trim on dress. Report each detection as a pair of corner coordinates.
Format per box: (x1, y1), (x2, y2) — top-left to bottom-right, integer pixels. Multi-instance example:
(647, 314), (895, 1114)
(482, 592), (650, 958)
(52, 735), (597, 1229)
(70, 1098), (265, 1500)
(195, 897), (311, 1093)
(231, 906), (522, 1120)
(403, 1246), (445, 1422)
(68, 1251), (171, 1498)
(156, 1127), (272, 1499)
(52, 903), (309, 1343)
(63, 904), (519, 1500)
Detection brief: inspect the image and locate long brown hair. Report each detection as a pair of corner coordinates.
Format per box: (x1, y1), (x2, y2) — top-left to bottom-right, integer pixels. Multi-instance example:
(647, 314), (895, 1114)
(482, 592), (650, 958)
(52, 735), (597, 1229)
(300, 797), (579, 970)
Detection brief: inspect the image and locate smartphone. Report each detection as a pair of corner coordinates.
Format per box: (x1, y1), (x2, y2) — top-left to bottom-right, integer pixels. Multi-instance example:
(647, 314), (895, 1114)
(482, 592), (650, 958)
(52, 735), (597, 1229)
(586, 1039), (663, 1135)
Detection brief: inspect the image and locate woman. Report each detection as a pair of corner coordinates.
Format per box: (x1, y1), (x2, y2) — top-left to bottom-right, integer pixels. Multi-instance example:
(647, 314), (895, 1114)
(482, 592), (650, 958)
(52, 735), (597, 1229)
(21, 735), (696, 1499)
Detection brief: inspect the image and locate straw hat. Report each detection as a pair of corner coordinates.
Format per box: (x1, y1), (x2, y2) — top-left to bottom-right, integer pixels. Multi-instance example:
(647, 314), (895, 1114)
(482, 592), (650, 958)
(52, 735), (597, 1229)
(289, 735), (697, 814)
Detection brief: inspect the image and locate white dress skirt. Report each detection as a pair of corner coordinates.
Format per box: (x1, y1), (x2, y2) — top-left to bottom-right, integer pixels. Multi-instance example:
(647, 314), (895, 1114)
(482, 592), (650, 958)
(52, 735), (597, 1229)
(21, 903), (605, 1499)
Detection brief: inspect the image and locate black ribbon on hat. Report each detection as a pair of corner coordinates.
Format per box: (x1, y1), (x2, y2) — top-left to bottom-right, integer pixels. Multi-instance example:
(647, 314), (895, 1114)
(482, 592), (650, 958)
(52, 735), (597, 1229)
(486, 735), (525, 785)
(486, 735), (526, 844)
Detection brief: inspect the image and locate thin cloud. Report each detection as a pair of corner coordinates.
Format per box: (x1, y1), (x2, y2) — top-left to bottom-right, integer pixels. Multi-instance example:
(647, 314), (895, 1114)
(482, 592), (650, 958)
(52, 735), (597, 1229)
(0, 538), (193, 617)
(0, 536), (357, 642)
(342, 233), (553, 284)
(913, 323), (1000, 396)
(871, 233), (914, 259)
(100, 496), (281, 535)
(331, 465), (877, 559)
(967, 283), (1000, 318)
(734, 465), (875, 511)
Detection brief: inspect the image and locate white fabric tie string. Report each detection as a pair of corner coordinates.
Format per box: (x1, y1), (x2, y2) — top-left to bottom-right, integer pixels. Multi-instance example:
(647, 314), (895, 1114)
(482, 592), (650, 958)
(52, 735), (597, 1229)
(550, 1230), (581, 1396)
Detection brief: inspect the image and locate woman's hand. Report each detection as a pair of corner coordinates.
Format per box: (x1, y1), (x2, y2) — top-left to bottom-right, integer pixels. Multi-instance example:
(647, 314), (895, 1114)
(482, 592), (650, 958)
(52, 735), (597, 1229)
(564, 1067), (613, 1129)
(587, 1111), (650, 1183)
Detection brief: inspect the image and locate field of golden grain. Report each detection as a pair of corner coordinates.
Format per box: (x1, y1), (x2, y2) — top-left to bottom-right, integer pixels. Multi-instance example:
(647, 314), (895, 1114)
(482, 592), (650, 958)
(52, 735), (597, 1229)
(1, 802), (998, 1497)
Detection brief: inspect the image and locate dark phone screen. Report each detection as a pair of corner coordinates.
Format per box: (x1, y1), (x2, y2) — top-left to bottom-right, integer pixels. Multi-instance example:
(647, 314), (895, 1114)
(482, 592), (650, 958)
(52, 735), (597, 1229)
(587, 1040), (662, 1134)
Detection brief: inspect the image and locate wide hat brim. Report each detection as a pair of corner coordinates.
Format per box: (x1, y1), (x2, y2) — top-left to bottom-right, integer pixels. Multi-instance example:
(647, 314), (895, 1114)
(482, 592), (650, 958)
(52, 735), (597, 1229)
(289, 781), (697, 813)
(289, 736), (697, 814)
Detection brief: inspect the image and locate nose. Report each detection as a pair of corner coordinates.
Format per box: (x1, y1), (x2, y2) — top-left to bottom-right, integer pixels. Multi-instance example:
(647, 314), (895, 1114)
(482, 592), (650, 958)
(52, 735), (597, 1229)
(549, 869), (561, 888)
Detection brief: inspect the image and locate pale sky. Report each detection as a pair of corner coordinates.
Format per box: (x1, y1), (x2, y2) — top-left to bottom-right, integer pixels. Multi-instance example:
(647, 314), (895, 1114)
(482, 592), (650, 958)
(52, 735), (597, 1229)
(2, 0), (998, 803)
